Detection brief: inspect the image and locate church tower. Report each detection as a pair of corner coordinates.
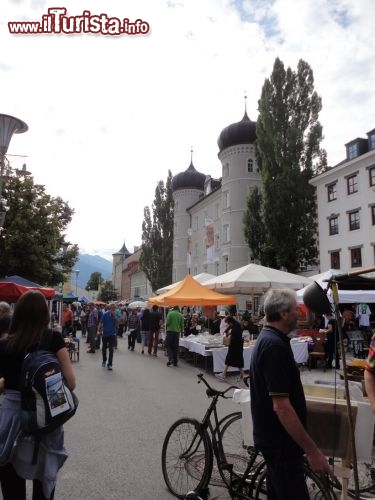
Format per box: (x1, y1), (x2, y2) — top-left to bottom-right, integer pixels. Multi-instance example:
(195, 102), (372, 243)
(216, 98), (261, 270)
(171, 152), (206, 282)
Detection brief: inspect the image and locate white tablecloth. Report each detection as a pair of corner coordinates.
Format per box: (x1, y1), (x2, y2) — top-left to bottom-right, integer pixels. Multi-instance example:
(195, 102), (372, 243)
(211, 341), (309, 373)
(179, 336), (309, 373)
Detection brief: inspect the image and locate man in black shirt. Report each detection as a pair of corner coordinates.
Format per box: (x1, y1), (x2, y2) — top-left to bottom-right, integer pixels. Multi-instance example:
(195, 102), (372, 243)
(249, 289), (331, 499)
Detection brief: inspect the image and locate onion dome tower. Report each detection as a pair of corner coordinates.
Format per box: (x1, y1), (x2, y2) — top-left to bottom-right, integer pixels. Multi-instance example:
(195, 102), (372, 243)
(172, 150), (206, 282)
(217, 96), (261, 270)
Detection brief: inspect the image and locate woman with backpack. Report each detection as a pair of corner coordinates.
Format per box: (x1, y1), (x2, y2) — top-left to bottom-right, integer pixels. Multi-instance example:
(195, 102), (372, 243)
(0, 290), (76, 500)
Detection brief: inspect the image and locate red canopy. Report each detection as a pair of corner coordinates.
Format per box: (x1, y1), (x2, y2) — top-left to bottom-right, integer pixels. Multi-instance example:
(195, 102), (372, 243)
(0, 282), (56, 303)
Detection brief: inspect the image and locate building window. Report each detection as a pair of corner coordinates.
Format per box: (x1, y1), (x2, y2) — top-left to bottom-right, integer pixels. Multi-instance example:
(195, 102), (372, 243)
(330, 251), (340, 270)
(348, 143), (358, 160)
(223, 224), (230, 243)
(215, 233), (220, 250)
(369, 167), (375, 187)
(327, 183), (337, 202)
(351, 248), (362, 268)
(347, 174), (358, 194)
(134, 287), (140, 297)
(223, 191), (230, 209)
(223, 163), (229, 178)
(371, 206), (375, 226)
(370, 135), (375, 150)
(247, 158), (253, 173)
(329, 217), (338, 235)
(349, 211), (360, 230)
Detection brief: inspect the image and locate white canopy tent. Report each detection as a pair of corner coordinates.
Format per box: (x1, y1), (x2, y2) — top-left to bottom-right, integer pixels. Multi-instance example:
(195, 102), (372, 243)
(156, 272), (215, 294)
(297, 269), (375, 304)
(203, 264), (312, 294)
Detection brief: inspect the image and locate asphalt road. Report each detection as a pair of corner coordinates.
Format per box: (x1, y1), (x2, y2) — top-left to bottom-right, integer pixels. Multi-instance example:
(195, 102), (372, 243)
(51, 336), (236, 500)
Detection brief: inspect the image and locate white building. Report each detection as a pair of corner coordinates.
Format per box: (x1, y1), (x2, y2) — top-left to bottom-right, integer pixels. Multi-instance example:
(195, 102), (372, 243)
(172, 108), (262, 283)
(310, 128), (375, 273)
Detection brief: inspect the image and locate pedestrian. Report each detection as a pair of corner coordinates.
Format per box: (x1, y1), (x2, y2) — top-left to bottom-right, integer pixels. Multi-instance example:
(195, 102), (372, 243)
(219, 310), (228, 334)
(0, 301), (11, 340)
(249, 289), (331, 500)
(319, 313), (340, 369)
(0, 290), (76, 500)
(80, 305), (88, 338)
(127, 308), (140, 351)
(62, 303), (73, 337)
(216, 315), (244, 381)
(99, 304), (117, 370)
(140, 308), (150, 355)
(165, 305), (184, 367)
(365, 331), (375, 413)
(86, 303), (99, 353)
(148, 305), (162, 356)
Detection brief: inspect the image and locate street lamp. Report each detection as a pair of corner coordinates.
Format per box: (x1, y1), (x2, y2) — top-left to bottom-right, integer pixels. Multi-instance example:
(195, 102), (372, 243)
(0, 114), (28, 234)
(73, 269), (80, 296)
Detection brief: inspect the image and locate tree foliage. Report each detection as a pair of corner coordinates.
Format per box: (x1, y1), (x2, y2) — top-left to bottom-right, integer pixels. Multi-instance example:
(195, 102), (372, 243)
(85, 272), (103, 291)
(245, 58), (326, 273)
(0, 170), (78, 285)
(243, 186), (265, 263)
(98, 279), (117, 302)
(140, 170), (174, 292)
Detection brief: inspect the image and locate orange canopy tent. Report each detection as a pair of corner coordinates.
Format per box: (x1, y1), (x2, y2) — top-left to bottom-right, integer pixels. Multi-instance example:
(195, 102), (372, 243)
(148, 275), (237, 307)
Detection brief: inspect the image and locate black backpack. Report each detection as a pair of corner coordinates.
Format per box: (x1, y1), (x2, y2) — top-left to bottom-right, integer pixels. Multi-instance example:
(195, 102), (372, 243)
(20, 350), (78, 437)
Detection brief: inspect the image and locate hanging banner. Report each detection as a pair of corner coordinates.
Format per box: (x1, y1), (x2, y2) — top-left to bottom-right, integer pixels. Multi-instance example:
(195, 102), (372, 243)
(187, 228), (192, 269)
(205, 217), (214, 263)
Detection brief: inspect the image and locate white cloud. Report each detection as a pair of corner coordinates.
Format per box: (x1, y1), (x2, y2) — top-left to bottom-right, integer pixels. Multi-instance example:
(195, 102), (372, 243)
(1, 0), (375, 257)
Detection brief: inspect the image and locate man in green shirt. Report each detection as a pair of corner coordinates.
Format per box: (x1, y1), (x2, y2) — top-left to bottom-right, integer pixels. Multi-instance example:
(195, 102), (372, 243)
(165, 305), (184, 367)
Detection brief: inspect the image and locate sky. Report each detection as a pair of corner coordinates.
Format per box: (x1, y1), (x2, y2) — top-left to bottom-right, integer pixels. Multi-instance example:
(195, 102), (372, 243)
(1, 0), (375, 262)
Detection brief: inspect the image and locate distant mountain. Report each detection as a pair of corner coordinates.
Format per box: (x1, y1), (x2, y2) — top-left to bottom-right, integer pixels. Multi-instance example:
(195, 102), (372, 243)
(74, 254), (112, 290)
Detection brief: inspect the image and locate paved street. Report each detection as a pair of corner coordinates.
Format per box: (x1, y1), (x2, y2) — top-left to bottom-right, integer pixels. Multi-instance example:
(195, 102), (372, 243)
(19, 336), (340, 500)
(52, 336), (238, 500)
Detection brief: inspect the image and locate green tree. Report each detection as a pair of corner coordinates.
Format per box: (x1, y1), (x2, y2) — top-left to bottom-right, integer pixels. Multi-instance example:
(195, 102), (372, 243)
(0, 169), (78, 285)
(243, 186), (266, 263)
(85, 272), (103, 292)
(140, 170), (174, 292)
(246, 57), (326, 272)
(98, 279), (117, 302)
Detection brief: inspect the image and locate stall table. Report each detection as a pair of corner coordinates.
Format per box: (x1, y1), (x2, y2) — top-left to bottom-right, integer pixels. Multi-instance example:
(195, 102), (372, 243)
(179, 336), (309, 373)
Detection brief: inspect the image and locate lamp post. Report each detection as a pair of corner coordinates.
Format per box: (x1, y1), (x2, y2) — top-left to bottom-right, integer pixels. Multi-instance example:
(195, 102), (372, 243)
(0, 114), (28, 235)
(73, 269), (80, 296)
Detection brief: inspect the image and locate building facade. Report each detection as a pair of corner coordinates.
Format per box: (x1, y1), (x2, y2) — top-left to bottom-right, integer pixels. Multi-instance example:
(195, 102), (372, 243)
(112, 243), (151, 300)
(310, 128), (375, 274)
(172, 109), (262, 282)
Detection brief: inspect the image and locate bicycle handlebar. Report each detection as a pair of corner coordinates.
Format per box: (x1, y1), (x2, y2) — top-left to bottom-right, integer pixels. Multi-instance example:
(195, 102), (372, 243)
(197, 373), (238, 398)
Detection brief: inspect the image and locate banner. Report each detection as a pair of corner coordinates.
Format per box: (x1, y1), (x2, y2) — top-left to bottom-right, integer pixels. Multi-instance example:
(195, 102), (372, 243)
(187, 228), (192, 269)
(205, 217), (214, 263)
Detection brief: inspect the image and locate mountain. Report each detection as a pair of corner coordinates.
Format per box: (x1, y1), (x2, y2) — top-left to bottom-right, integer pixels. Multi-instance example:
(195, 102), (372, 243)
(74, 254), (112, 290)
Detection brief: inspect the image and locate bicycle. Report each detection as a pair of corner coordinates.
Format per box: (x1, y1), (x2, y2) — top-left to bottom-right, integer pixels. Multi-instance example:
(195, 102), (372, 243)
(161, 373), (335, 499)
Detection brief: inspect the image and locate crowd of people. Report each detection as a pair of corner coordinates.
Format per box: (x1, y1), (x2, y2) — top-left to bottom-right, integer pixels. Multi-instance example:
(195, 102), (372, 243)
(0, 290), (374, 499)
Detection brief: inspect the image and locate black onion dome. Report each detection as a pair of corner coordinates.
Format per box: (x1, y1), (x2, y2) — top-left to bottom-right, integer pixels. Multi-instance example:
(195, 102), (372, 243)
(217, 111), (257, 152)
(172, 161), (206, 192)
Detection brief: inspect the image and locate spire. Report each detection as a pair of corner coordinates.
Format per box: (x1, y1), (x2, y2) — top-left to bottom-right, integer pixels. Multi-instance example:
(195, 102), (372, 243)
(187, 146), (196, 171)
(242, 91), (250, 121)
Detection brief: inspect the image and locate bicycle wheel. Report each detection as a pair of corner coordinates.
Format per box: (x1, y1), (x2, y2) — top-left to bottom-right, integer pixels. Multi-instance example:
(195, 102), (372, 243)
(161, 418), (213, 499)
(254, 465), (336, 499)
(218, 412), (263, 484)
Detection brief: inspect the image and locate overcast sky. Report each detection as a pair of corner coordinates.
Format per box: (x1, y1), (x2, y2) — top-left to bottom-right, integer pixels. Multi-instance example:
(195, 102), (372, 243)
(1, 0), (374, 261)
